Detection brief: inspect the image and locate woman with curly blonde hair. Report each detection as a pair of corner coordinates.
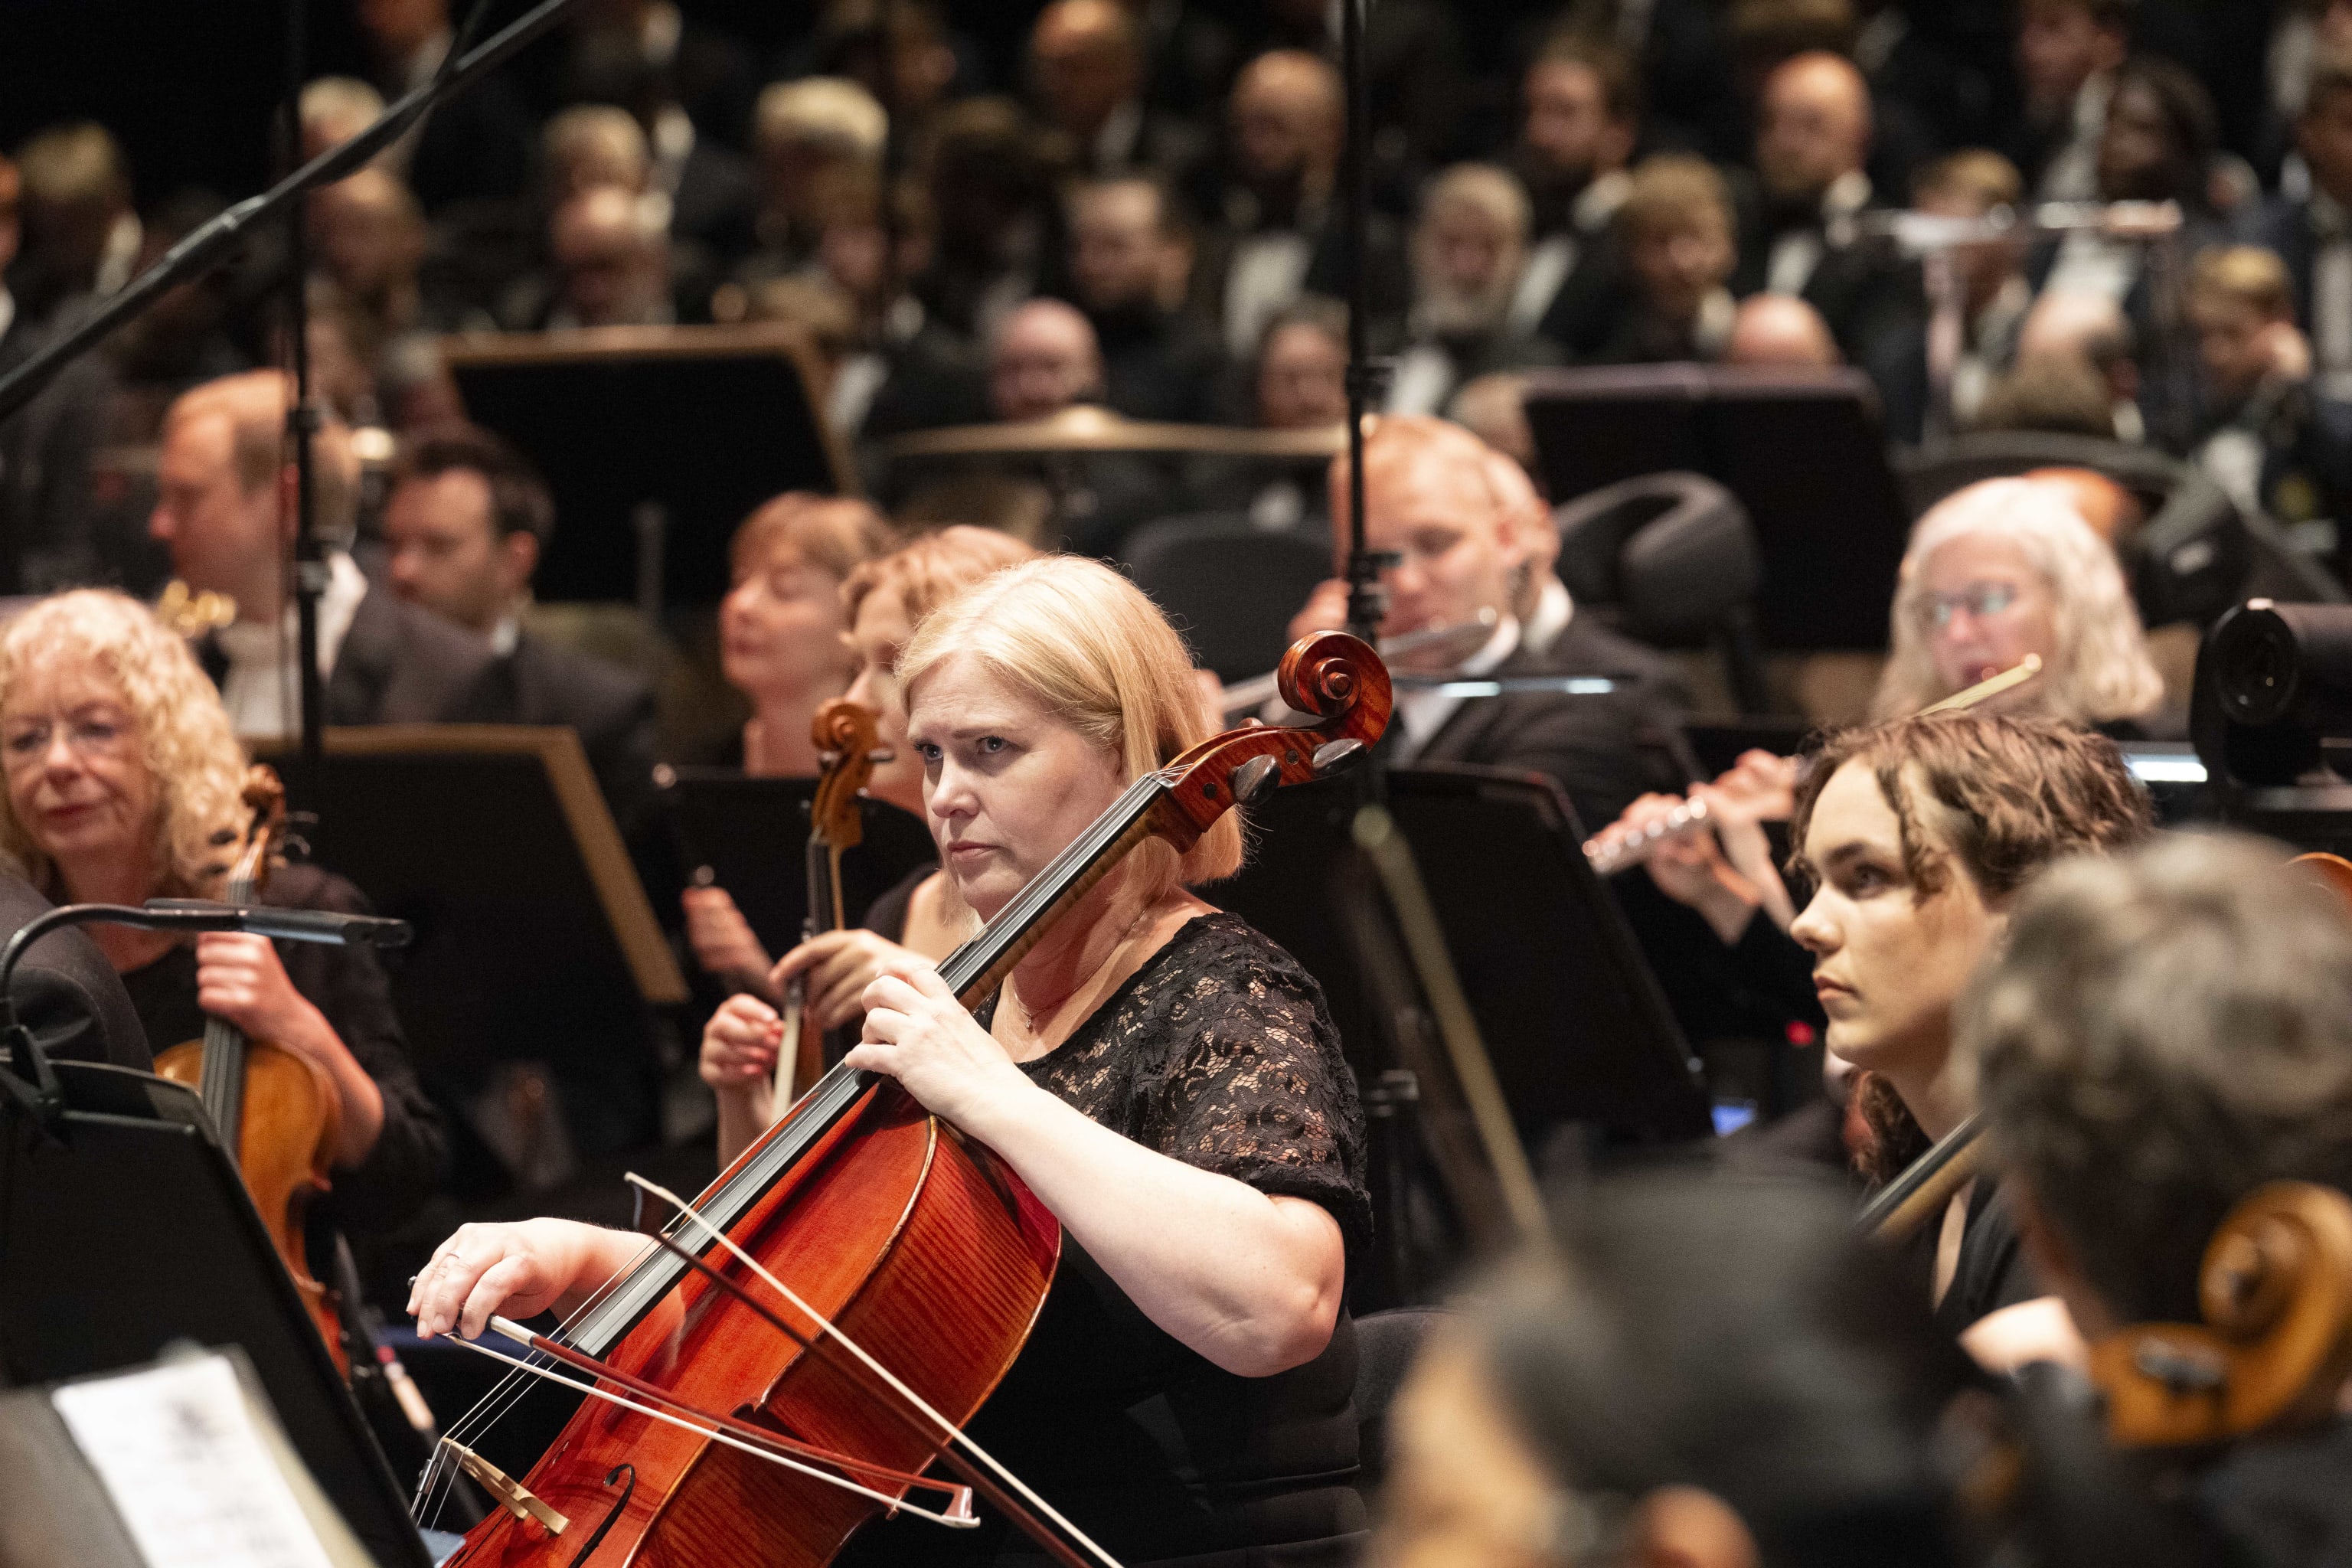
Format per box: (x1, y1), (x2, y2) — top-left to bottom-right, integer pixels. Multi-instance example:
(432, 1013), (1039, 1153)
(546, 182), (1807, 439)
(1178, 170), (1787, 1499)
(0, 590), (446, 1232)
(1872, 477), (2170, 734)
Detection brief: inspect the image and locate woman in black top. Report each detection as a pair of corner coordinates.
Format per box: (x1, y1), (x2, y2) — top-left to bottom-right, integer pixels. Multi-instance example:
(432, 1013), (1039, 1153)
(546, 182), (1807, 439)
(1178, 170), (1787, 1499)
(0, 591), (446, 1236)
(1780, 711), (2149, 1344)
(416, 557), (1370, 1565)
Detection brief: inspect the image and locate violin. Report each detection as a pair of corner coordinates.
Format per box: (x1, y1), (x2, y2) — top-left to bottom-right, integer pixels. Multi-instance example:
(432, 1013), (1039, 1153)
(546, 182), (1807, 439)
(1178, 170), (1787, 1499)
(418, 631), (1392, 1568)
(773, 700), (885, 1109)
(155, 766), (348, 1374)
(2092, 1181), (2352, 1447)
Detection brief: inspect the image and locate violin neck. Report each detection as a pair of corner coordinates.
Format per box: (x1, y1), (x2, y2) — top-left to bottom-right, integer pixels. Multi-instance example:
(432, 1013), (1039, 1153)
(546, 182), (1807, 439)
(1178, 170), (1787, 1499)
(805, 835), (844, 939)
(198, 1014), (250, 1150)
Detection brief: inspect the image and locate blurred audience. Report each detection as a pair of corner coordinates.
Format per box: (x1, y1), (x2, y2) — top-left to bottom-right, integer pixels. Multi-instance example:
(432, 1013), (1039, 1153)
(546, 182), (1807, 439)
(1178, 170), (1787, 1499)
(1599, 154), (1740, 363)
(1386, 163), (1557, 416)
(1063, 175), (1226, 423)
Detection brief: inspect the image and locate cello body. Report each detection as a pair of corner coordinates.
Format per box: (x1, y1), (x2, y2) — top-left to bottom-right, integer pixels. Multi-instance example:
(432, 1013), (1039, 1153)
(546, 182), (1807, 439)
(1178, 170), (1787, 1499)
(446, 1083), (1058, 1567)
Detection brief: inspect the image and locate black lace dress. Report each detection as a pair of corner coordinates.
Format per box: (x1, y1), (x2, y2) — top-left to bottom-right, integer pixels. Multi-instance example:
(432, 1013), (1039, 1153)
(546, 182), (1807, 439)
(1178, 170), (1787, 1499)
(838, 911), (1373, 1568)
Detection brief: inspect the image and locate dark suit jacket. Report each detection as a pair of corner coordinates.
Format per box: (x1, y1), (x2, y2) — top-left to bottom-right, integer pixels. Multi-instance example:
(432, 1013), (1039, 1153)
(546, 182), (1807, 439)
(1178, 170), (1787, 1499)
(1412, 624), (1687, 836)
(0, 873), (152, 1073)
(0, 301), (112, 594)
(475, 629), (660, 834)
(198, 584), (498, 729)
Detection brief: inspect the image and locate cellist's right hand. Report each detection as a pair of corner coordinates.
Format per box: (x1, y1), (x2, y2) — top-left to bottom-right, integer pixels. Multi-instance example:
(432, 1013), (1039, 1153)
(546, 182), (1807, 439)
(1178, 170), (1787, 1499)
(408, 1218), (641, 1341)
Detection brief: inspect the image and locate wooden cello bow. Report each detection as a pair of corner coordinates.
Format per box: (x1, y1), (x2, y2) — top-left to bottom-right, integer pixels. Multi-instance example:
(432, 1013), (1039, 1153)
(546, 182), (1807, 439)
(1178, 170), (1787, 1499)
(421, 631), (1392, 1568)
(154, 766), (349, 1373)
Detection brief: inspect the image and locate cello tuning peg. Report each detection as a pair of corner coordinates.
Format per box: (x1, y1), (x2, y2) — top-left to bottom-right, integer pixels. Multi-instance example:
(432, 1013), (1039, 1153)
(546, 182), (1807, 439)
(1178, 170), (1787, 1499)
(1311, 738), (1367, 776)
(1228, 755), (1282, 804)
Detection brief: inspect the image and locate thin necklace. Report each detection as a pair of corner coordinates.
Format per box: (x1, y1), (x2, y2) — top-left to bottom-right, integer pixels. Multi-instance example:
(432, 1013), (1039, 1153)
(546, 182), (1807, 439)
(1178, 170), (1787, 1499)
(1006, 900), (1158, 1040)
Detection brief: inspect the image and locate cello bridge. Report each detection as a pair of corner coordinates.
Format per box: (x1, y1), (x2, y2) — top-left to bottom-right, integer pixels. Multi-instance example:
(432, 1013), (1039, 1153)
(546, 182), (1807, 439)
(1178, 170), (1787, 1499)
(445, 1439), (570, 1535)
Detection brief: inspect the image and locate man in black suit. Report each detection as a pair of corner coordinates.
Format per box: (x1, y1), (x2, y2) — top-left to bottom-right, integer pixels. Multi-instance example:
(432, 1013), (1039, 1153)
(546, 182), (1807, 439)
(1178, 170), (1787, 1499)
(2246, 49), (2352, 398)
(1063, 174), (1231, 426)
(380, 423), (658, 833)
(149, 370), (496, 739)
(1514, 34), (1639, 361)
(1733, 53), (1919, 377)
(1287, 415), (1684, 833)
(0, 149), (112, 596)
(0, 872), (149, 1071)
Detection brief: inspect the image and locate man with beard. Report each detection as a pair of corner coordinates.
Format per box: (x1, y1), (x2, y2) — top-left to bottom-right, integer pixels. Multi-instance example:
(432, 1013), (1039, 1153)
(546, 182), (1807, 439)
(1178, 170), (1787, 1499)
(1734, 51), (1918, 403)
(1196, 50), (1408, 359)
(1063, 175), (1230, 426)
(1383, 164), (1560, 417)
(1512, 34), (1641, 361)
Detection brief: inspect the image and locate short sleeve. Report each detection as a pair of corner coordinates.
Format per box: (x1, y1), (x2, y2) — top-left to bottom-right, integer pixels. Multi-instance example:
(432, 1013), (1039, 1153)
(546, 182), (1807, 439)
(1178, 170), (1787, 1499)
(1132, 940), (1372, 1259)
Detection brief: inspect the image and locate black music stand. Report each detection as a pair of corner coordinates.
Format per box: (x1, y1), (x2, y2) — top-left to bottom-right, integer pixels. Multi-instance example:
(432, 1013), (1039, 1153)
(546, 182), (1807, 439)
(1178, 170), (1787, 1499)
(1217, 764), (1712, 1146)
(1521, 364), (1913, 650)
(656, 767), (939, 965)
(443, 323), (854, 607)
(253, 725), (688, 1164)
(0, 1061), (430, 1568)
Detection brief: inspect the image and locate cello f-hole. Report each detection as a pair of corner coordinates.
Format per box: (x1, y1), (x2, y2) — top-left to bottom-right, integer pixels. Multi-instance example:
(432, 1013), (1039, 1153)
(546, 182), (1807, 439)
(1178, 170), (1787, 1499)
(567, 1465), (637, 1568)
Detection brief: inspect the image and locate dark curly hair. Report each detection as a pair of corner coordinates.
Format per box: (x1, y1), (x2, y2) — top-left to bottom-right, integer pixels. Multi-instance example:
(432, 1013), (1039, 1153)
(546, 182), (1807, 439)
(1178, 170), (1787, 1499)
(1787, 712), (2154, 1181)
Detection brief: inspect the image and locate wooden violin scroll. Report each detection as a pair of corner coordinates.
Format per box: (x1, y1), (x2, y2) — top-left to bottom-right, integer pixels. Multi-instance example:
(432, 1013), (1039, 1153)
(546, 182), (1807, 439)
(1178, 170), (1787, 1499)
(1151, 632), (1393, 846)
(809, 698), (882, 854)
(2290, 851), (2352, 916)
(2091, 1181), (2352, 1447)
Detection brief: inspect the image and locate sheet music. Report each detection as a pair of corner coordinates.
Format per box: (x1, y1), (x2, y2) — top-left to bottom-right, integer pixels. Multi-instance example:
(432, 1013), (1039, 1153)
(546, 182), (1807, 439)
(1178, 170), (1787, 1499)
(51, 1354), (336, 1568)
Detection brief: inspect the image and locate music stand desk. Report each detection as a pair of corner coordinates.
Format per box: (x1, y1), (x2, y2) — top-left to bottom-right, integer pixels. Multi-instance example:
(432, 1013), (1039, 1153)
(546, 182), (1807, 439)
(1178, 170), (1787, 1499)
(0, 1063), (430, 1568)
(443, 322), (854, 606)
(1522, 364), (1913, 651)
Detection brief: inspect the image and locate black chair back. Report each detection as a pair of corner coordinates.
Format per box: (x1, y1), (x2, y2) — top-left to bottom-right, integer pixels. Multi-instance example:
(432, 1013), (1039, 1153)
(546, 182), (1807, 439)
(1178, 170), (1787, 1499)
(1124, 512), (1334, 681)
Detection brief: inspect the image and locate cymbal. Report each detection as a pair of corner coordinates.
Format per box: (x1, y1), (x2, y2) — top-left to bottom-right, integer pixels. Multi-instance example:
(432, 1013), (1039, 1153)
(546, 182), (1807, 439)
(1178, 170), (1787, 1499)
(883, 406), (1347, 459)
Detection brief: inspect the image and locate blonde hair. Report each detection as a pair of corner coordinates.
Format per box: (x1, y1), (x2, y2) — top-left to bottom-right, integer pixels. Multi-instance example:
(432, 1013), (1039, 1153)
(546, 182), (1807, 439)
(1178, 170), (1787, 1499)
(755, 77), (889, 162)
(0, 591), (245, 899)
(843, 526), (1038, 626)
(897, 556), (1243, 897)
(1872, 477), (2165, 725)
(2189, 243), (2295, 322)
(729, 492), (896, 584)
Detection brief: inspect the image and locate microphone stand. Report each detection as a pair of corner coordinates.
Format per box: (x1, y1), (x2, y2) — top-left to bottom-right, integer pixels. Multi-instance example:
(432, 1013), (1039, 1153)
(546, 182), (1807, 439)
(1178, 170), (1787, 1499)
(1337, 0), (1393, 673)
(282, 0), (326, 803)
(0, 0), (590, 427)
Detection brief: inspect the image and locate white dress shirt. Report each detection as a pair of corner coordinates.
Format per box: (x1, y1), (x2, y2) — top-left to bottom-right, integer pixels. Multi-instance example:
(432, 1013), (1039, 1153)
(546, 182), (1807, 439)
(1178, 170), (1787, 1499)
(215, 550), (369, 740)
(1395, 614), (1520, 761)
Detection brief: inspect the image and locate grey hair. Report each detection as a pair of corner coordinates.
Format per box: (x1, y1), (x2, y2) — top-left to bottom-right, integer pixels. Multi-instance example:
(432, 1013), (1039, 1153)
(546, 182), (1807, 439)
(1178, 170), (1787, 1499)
(1871, 477), (2164, 726)
(1962, 831), (2352, 1323)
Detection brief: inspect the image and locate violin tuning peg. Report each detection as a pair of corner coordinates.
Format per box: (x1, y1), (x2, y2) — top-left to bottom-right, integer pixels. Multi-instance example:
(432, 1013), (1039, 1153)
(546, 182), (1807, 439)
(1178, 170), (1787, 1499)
(1229, 755), (1282, 804)
(1312, 738), (1367, 776)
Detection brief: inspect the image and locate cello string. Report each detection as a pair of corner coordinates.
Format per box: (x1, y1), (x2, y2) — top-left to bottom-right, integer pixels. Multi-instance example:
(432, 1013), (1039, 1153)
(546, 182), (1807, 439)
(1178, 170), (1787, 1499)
(443, 1336), (984, 1527)
(632, 1175), (1128, 1568)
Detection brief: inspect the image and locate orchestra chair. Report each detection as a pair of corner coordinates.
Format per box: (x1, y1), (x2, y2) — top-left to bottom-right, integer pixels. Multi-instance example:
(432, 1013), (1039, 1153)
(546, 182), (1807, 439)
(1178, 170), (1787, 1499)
(1351, 1305), (1449, 1494)
(1124, 513), (1334, 682)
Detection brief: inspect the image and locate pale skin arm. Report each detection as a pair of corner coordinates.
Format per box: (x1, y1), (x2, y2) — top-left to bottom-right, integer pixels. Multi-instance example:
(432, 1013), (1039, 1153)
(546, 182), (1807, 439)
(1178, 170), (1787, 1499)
(196, 933), (384, 1168)
(423, 965), (1348, 1379)
(700, 933), (943, 1166)
(851, 968), (1346, 1379)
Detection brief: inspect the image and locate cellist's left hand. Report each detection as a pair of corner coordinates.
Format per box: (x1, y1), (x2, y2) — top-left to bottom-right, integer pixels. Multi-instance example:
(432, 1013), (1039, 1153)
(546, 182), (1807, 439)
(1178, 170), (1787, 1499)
(848, 969), (1034, 1129)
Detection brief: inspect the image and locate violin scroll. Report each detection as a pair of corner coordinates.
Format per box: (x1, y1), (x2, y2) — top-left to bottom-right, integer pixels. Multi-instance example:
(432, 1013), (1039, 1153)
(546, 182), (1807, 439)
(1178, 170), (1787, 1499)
(808, 698), (883, 853)
(1151, 633), (1391, 848)
(2092, 1181), (2352, 1447)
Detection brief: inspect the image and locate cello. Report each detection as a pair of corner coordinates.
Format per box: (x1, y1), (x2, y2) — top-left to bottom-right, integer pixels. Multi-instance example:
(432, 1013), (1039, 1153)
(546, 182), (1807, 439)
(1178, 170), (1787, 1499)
(155, 766), (349, 1373)
(417, 630), (1391, 1568)
(773, 698), (886, 1109)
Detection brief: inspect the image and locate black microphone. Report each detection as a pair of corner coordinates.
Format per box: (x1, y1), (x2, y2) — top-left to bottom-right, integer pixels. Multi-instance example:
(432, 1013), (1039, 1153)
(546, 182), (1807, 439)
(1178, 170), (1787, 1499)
(142, 899), (413, 949)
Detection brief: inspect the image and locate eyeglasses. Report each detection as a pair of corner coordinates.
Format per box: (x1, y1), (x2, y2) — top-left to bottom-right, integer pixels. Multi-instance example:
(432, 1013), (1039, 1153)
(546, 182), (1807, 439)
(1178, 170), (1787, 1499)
(1, 715), (132, 769)
(1919, 580), (2023, 632)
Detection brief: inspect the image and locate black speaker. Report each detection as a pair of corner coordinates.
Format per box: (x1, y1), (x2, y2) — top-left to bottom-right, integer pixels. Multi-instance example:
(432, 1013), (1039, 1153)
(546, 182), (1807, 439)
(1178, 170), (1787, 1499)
(2192, 600), (2352, 785)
